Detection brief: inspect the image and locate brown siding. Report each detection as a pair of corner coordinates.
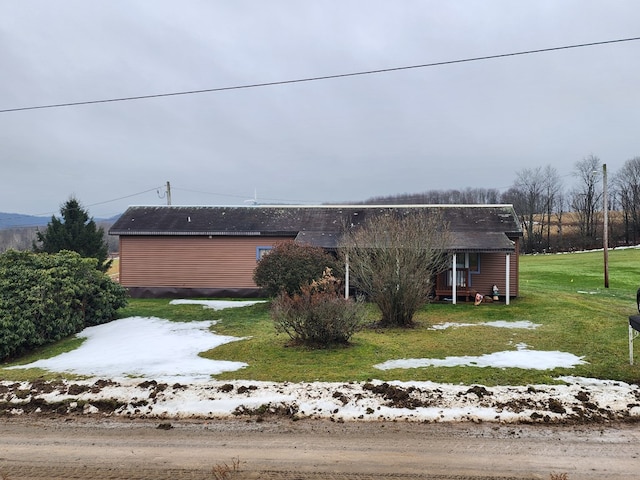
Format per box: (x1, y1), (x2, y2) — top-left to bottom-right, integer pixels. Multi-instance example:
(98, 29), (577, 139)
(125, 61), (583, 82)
(117, 234), (521, 299)
(120, 236), (292, 289)
(470, 239), (520, 297)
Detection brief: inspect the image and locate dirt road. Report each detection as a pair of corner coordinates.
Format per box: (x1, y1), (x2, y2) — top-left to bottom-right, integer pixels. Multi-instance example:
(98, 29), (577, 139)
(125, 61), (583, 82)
(1, 416), (639, 480)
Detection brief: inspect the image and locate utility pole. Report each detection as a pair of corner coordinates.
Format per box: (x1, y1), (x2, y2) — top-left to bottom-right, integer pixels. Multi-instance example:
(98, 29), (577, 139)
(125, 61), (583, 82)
(603, 164), (609, 288)
(166, 181), (172, 206)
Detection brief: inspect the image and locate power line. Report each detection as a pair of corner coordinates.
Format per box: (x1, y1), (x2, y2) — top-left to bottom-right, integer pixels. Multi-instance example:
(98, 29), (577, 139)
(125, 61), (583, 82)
(84, 186), (164, 208)
(0, 186), (165, 229)
(2, 36), (639, 114)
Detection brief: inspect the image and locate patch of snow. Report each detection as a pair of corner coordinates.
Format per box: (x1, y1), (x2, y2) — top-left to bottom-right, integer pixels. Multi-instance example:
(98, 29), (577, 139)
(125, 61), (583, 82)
(430, 320), (540, 330)
(556, 376), (631, 387)
(169, 299), (266, 310)
(374, 343), (587, 371)
(7, 316), (248, 381)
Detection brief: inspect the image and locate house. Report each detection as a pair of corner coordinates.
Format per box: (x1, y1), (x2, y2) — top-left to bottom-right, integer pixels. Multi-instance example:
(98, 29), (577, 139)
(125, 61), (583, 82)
(108, 204), (522, 303)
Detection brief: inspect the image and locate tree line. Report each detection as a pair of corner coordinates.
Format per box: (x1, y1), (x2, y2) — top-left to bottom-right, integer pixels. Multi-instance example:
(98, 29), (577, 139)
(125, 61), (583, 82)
(502, 155), (640, 253)
(362, 155), (640, 254)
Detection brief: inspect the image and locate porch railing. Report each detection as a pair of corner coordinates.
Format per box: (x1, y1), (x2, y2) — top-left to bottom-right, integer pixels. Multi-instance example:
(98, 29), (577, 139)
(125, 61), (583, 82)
(435, 268), (472, 300)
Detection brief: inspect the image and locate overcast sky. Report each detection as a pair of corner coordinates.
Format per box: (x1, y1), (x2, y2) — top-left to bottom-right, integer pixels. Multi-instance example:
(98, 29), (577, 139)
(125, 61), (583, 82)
(1, 1), (639, 218)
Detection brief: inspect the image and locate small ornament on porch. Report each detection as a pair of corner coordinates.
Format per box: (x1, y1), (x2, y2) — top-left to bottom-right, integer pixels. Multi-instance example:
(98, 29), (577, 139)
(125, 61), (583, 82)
(474, 292), (484, 306)
(492, 285), (499, 301)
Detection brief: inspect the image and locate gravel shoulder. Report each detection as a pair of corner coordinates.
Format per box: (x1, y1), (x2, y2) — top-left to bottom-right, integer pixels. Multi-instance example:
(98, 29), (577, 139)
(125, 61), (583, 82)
(2, 415), (640, 480)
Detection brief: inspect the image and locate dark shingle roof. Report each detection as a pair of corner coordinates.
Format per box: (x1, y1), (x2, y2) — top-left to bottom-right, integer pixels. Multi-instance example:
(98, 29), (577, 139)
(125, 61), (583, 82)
(109, 204), (522, 252)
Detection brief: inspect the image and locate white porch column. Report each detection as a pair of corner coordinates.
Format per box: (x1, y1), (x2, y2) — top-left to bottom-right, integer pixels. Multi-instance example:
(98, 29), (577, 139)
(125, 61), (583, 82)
(505, 253), (511, 306)
(344, 253), (350, 299)
(452, 253), (457, 305)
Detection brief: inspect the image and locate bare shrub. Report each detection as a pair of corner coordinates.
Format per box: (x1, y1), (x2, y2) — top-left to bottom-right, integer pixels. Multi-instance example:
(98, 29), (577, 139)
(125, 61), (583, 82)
(211, 457), (240, 480)
(340, 210), (450, 327)
(271, 268), (365, 347)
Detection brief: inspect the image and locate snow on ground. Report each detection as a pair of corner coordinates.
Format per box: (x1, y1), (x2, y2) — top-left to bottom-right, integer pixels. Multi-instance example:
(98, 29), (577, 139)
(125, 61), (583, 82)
(3, 301), (640, 423)
(374, 343), (587, 371)
(169, 299), (266, 310)
(429, 320), (540, 330)
(7, 317), (248, 380)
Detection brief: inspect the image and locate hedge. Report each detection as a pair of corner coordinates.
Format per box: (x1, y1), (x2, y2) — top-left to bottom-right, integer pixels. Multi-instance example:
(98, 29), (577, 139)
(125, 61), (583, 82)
(0, 250), (128, 360)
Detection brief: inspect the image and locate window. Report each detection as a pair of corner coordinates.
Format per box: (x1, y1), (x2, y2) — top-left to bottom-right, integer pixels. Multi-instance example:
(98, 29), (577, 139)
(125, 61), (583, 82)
(256, 246), (272, 261)
(468, 253), (480, 273)
(455, 253), (480, 273)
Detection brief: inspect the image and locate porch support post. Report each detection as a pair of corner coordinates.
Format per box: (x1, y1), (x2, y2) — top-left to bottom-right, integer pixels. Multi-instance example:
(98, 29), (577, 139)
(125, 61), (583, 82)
(344, 253), (350, 299)
(452, 253), (457, 305)
(505, 253), (511, 306)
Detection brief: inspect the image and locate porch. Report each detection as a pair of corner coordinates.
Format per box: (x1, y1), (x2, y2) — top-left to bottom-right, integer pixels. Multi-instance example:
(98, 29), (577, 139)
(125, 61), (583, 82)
(434, 268), (474, 302)
(433, 248), (515, 305)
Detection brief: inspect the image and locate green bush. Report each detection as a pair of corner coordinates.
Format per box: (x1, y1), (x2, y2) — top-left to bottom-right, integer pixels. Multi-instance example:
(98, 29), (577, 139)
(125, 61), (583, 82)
(0, 250), (128, 360)
(253, 241), (341, 297)
(271, 269), (365, 348)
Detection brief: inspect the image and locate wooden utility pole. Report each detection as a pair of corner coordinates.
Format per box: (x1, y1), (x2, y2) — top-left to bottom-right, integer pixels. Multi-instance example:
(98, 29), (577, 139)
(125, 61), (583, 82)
(603, 164), (609, 288)
(166, 181), (172, 206)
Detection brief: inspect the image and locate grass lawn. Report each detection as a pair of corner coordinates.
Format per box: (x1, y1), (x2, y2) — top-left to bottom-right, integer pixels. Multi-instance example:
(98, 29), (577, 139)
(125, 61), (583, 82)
(3, 248), (640, 386)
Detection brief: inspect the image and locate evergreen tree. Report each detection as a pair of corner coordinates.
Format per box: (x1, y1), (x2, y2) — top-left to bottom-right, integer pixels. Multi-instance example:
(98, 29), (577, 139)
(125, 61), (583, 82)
(33, 197), (111, 272)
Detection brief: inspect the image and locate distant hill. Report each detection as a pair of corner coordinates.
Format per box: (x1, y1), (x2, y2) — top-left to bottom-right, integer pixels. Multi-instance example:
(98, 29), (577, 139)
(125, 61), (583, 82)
(0, 212), (50, 230)
(0, 212), (122, 230)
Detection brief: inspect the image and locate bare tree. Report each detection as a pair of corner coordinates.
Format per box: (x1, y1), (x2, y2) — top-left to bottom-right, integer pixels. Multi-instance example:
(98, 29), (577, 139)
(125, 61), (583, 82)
(554, 190), (567, 250)
(542, 165), (562, 251)
(570, 155), (602, 248)
(0, 227), (38, 252)
(613, 156), (640, 245)
(511, 166), (546, 253)
(339, 210), (450, 327)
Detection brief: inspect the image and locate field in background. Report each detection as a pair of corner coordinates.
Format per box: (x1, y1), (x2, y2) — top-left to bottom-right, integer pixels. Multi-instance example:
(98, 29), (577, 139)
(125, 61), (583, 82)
(529, 210), (631, 252)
